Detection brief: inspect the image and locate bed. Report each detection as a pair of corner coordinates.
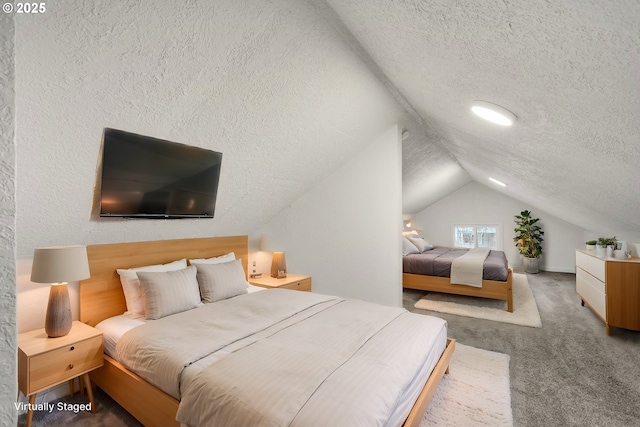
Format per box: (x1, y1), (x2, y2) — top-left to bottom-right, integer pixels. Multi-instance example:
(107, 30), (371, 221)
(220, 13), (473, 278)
(80, 236), (455, 427)
(403, 245), (514, 312)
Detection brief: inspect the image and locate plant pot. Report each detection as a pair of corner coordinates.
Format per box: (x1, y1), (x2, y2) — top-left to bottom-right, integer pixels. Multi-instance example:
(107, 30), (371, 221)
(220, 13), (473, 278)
(523, 257), (540, 274)
(595, 244), (606, 257)
(606, 245), (615, 258)
(613, 250), (627, 260)
(586, 244), (596, 251)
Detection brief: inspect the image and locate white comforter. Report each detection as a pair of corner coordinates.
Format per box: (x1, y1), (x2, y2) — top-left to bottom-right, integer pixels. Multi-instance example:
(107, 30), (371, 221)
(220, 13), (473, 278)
(116, 289), (447, 427)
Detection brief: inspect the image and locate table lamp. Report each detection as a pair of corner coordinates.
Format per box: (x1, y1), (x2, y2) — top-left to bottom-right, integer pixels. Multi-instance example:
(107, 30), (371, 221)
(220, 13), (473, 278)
(270, 252), (287, 279)
(30, 246), (90, 337)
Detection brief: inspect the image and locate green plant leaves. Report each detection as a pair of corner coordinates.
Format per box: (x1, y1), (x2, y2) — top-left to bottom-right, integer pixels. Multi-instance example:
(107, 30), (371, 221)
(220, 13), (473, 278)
(513, 210), (544, 258)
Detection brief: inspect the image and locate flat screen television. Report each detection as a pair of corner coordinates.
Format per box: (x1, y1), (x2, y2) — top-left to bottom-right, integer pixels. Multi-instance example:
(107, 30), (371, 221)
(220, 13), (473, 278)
(99, 128), (222, 218)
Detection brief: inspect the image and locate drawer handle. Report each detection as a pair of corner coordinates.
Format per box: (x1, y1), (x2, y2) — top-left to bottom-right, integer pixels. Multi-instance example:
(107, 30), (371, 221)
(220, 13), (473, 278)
(68, 364), (74, 370)
(70, 346), (75, 351)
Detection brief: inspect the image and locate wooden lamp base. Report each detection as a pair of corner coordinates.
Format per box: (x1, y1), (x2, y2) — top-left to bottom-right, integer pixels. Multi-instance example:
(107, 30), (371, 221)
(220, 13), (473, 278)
(270, 252), (287, 278)
(45, 283), (72, 338)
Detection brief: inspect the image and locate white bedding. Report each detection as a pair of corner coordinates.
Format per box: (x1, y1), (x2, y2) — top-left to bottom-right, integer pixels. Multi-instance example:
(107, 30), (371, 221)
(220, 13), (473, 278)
(96, 284), (266, 357)
(95, 315), (145, 357)
(178, 313), (446, 427)
(103, 288), (447, 427)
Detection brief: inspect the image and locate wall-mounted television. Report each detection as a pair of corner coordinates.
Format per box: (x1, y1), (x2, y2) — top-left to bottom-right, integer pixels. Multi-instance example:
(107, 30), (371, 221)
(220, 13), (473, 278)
(99, 128), (222, 219)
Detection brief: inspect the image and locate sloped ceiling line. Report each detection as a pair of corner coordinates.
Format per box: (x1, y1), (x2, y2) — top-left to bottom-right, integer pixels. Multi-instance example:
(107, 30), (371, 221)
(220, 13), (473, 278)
(324, 0), (640, 237)
(315, 0), (473, 214)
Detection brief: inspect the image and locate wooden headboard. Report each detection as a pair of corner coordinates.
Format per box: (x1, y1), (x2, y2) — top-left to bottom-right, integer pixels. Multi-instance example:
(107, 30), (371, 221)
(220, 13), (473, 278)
(80, 235), (249, 326)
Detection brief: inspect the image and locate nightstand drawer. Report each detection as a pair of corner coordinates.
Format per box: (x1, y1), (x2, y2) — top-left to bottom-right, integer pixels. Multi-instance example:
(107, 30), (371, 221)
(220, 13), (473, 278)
(281, 278), (311, 292)
(28, 336), (103, 394)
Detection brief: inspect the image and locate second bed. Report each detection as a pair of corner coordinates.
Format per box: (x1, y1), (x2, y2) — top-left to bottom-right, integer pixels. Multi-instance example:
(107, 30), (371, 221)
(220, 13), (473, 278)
(403, 246), (513, 312)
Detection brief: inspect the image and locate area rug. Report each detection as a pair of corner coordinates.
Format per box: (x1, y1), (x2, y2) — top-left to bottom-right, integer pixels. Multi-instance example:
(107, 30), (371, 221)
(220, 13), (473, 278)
(414, 273), (542, 328)
(421, 343), (513, 427)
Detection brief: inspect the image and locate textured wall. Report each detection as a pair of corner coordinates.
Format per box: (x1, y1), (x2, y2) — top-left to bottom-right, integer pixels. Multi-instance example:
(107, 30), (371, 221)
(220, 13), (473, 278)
(15, 0), (405, 257)
(416, 182), (586, 273)
(259, 126), (403, 306)
(0, 10), (17, 427)
(14, 1), (410, 330)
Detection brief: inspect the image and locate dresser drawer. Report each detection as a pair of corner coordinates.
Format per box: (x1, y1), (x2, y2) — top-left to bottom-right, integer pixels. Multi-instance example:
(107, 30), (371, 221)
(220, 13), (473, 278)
(281, 278), (312, 291)
(576, 251), (605, 282)
(576, 267), (606, 320)
(28, 336), (103, 394)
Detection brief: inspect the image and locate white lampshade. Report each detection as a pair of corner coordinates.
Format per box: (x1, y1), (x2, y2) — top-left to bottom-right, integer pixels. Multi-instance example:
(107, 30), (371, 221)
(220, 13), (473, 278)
(31, 245), (90, 284)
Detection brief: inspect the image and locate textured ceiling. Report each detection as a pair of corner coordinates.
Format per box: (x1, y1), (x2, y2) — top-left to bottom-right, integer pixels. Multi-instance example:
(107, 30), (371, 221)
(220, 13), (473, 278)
(326, 0), (640, 236)
(15, 0), (640, 254)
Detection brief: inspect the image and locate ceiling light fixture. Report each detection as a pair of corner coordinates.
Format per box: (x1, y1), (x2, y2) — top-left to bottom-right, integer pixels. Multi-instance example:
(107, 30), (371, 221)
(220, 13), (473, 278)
(471, 100), (517, 126)
(489, 177), (507, 187)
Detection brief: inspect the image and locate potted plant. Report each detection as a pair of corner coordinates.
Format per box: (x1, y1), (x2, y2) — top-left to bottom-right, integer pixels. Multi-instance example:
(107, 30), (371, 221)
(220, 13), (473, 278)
(596, 237), (617, 258)
(514, 210), (544, 273)
(585, 240), (597, 251)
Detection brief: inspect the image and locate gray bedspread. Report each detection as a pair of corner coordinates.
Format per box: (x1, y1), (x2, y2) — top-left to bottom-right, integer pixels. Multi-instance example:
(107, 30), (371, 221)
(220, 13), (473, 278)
(403, 246), (509, 281)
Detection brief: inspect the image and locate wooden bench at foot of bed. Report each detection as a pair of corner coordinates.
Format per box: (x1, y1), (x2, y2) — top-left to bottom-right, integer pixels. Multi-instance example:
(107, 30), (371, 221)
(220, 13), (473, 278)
(403, 269), (513, 312)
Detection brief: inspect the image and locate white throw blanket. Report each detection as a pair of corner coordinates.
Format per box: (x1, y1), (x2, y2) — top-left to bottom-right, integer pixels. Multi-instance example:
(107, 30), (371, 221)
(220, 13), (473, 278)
(450, 247), (491, 287)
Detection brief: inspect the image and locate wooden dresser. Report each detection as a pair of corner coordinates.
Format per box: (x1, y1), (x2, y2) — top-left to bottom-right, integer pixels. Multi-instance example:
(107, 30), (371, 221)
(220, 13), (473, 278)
(575, 250), (640, 335)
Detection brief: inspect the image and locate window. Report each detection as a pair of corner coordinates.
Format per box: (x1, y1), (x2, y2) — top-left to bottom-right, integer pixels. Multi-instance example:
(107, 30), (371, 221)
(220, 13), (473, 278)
(453, 225), (501, 250)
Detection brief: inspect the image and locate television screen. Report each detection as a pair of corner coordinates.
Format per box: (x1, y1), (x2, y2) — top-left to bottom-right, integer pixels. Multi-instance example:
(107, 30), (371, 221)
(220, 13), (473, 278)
(99, 128), (222, 218)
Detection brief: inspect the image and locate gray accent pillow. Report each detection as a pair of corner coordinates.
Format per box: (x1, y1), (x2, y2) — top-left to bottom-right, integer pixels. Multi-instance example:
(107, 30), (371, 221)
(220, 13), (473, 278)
(116, 258), (188, 319)
(137, 266), (202, 320)
(194, 260), (249, 303)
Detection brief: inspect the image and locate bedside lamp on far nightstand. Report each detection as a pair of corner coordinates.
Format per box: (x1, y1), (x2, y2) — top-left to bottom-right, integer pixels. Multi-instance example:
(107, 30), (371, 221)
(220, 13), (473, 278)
(30, 245), (90, 338)
(271, 252), (287, 278)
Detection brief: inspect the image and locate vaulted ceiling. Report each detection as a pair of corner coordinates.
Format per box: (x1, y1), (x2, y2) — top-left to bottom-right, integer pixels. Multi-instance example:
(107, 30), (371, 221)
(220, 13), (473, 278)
(326, 0), (640, 236)
(14, 1), (640, 254)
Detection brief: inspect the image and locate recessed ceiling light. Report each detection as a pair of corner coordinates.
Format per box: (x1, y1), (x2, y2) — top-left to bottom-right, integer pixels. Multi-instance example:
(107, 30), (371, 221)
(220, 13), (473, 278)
(471, 101), (517, 126)
(489, 177), (507, 187)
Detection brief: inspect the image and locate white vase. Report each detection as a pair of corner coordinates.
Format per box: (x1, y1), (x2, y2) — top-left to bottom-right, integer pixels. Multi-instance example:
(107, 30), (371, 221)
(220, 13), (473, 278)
(606, 245), (615, 258)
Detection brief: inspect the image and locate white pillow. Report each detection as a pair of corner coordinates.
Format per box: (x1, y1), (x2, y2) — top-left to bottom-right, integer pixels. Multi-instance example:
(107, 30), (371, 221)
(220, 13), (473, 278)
(189, 252), (235, 265)
(194, 260), (249, 303)
(136, 266), (202, 320)
(117, 259), (187, 318)
(402, 237), (420, 256)
(408, 236), (434, 253)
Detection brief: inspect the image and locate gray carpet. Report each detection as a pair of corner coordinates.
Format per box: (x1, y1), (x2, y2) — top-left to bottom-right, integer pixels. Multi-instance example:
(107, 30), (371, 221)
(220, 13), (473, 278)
(17, 388), (142, 427)
(19, 271), (640, 426)
(405, 270), (640, 427)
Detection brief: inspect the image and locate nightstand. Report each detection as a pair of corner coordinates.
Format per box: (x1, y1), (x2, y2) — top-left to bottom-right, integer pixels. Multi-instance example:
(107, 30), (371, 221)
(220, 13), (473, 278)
(249, 274), (312, 291)
(18, 320), (104, 427)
